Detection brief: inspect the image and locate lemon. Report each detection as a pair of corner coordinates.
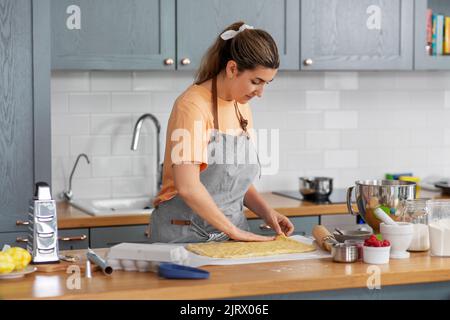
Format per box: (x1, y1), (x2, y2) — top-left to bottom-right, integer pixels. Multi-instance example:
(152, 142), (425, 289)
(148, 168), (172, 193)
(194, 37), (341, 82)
(5, 247), (32, 271)
(0, 252), (16, 274)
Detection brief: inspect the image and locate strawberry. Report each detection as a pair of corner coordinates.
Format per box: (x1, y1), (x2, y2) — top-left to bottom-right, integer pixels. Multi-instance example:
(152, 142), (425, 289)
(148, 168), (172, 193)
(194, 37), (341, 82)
(382, 240), (390, 247)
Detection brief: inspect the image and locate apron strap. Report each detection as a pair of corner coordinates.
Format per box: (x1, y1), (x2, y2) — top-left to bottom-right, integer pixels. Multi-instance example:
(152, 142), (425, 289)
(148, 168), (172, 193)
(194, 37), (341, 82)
(212, 76), (219, 131)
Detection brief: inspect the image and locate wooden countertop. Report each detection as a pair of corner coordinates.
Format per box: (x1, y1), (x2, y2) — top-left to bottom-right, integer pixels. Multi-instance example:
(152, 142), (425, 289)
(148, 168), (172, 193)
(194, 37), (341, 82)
(1, 248), (450, 300)
(57, 192), (358, 229)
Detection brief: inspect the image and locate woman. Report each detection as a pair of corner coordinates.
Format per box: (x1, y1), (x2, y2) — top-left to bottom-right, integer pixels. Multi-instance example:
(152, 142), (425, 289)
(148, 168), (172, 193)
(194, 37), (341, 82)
(149, 21), (294, 243)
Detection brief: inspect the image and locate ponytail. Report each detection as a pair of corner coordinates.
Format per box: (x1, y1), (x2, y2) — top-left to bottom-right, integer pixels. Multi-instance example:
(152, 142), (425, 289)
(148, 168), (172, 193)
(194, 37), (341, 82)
(194, 21), (280, 85)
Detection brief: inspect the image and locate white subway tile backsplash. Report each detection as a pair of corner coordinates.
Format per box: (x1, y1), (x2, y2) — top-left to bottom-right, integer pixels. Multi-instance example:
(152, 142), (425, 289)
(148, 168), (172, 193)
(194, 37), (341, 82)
(445, 91), (450, 109)
(112, 177), (154, 198)
(51, 71), (450, 199)
(151, 91), (181, 112)
(92, 157), (133, 177)
(71, 178), (112, 199)
(324, 150), (358, 169)
(133, 71), (194, 91)
(52, 114), (90, 135)
(51, 71), (90, 92)
(90, 114), (133, 135)
(395, 72), (450, 91)
(91, 71), (132, 91)
(51, 93), (69, 114)
(306, 91), (340, 110)
(267, 71), (324, 91)
(254, 171), (303, 192)
(410, 129), (444, 147)
(111, 134), (154, 156)
(70, 135), (111, 156)
(426, 110), (450, 128)
(286, 111), (323, 129)
(286, 151), (323, 170)
(445, 129), (450, 146)
(324, 111), (357, 129)
(279, 131), (305, 151)
(358, 72), (397, 90)
(324, 72), (358, 90)
(132, 155), (156, 176)
(427, 147), (450, 167)
(52, 136), (70, 157)
(111, 92), (152, 113)
(69, 93), (111, 113)
(306, 131), (340, 149)
(52, 156), (91, 179)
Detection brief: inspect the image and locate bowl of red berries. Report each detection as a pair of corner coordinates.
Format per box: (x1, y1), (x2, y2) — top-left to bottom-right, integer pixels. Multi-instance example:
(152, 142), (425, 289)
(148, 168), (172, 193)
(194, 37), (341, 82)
(363, 235), (391, 264)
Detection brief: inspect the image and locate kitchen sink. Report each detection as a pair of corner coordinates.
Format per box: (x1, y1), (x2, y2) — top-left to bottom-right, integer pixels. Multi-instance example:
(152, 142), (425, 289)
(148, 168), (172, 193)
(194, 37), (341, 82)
(69, 197), (154, 216)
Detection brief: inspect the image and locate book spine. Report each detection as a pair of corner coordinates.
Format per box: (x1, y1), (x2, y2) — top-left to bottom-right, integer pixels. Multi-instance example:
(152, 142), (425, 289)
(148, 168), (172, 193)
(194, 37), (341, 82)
(437, 15), (444, 55)
(432, 14), (437, 55)
(445, 17), (450, 55)
(427, 9), (433, 44)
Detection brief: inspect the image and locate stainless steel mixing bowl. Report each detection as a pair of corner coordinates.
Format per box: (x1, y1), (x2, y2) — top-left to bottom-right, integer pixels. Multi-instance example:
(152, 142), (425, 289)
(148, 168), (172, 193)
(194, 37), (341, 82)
(346, 180), (416, 233)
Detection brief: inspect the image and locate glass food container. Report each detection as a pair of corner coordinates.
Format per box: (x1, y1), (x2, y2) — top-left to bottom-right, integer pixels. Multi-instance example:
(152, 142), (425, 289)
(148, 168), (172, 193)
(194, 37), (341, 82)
(399, 199), (430, 252)
(426, 200), (450, 257)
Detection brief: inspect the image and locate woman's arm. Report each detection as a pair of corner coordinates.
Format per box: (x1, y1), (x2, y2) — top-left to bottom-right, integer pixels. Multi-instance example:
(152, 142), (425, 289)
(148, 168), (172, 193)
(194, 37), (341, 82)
(244, 185), (294, 236)
(173, 164), (275, 242)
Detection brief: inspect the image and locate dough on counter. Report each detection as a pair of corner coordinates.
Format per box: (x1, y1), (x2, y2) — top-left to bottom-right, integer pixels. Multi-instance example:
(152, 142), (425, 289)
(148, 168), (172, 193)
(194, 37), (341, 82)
(186, 235), (316, 259)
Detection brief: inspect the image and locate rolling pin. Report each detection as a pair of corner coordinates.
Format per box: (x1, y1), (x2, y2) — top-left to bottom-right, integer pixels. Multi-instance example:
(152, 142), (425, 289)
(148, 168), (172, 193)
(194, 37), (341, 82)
(312, 225), (338, 252)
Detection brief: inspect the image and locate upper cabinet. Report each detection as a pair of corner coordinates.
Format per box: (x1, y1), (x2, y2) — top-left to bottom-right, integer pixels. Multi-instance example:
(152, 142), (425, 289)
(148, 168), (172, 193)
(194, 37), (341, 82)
(51, 0), (176, 70)
(415, 0), (450, 70)
(0, 0), (51, 233)
(176, 0), (300, 70)
(300, 0), (414, 70)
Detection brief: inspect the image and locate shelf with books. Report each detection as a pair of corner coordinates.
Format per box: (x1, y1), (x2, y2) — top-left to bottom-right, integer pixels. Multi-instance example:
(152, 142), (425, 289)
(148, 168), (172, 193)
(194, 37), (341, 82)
(415, 0), (450, 69)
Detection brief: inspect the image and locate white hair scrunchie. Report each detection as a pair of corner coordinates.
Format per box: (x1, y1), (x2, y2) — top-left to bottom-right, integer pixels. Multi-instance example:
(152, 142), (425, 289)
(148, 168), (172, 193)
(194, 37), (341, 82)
(220, 24), (254, 40)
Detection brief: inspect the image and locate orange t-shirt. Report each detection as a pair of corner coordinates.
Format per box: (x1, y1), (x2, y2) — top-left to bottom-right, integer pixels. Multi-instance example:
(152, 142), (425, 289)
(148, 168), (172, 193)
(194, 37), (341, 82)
(153, 84), (254, 207)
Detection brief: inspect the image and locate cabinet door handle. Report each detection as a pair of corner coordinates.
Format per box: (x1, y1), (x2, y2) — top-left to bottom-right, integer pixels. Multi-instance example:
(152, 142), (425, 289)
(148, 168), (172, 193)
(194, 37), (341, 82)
(259, 224), (272, 230)
(58, 235), (87, 242)
(16, 237), (29, 243)
(164, 58), (174, 66)
(180, 58), (191, 65)
(16, 220), (30, 226)
(303, 58), (313, 66)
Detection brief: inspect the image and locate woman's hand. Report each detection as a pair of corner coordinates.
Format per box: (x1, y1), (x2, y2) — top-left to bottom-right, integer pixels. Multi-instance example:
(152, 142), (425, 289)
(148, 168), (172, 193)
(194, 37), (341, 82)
(264, 210), (295, 236)
(227, 226), (275, 242)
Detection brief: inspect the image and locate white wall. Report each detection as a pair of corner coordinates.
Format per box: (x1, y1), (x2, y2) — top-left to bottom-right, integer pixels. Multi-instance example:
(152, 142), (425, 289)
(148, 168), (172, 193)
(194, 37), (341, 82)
(51, 71), (450, 200)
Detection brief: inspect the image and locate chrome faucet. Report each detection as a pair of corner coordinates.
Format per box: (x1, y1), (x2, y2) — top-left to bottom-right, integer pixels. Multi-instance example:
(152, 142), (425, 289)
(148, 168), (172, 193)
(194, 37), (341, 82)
(62, 153), (90, 201)
(131, 113), (162, 192)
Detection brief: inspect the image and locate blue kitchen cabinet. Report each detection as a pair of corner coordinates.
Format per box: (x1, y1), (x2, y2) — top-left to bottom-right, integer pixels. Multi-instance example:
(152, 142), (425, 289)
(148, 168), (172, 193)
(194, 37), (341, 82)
(51, 0), (176, 70)
(58, 228), (89, 251)
(89, 225), (148, 248)
(415, 0), (450, 70)
(0, 232), (29, 249)
(301, 0), (414, 70)
(248, 216), (319, 237)
(0, 0), (51, 233)
(176, 0), (300, 70)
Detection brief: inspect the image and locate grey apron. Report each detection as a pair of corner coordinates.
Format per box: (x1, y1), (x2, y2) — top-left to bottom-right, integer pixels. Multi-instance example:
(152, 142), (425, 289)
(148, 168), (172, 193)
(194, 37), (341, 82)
(148, 77), (261, 243)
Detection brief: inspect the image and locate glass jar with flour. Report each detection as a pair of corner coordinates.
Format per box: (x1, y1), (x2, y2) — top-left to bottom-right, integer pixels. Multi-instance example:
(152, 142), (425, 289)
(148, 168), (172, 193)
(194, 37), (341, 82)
(399, 199), (430, 252)
(426, 200), (450, 257)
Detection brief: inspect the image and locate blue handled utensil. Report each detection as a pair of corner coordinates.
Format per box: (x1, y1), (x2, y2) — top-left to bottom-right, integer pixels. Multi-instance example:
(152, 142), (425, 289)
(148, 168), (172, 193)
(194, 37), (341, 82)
(157, 262), (209, 279)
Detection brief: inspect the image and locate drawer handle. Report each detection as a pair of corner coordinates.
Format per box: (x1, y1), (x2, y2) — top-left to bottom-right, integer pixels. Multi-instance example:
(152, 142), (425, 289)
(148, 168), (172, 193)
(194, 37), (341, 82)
(16, 237), (29, 243)
(59, 235), (87, 242)
(259, 224), (272, 230)
(16, 220), (30, 226)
